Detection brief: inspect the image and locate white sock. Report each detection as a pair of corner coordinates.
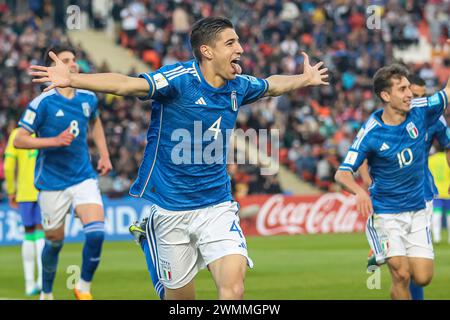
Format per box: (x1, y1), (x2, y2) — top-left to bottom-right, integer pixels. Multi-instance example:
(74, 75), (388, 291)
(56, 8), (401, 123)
(432, 213), (442, 243)
(35, 237), (45, 290)
(76, 278), (91, 293)
(22, 239), (36, 292)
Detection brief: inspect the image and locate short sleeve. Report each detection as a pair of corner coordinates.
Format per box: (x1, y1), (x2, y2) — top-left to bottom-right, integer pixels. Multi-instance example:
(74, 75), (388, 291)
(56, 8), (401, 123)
(239, 75), (269, 105)
(138, 64), (183, 102)
(411, 90), (448, 126)
(435, 116), (450, 149)
(18, 99), (46, 133)
(338, 127), (370, 173)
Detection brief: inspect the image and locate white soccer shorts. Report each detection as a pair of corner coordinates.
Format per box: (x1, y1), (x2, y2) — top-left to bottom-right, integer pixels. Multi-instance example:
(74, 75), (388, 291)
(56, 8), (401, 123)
(366, 206), (434, 261)
(145, 200), (253, 289)
(38, 178), (103, 231)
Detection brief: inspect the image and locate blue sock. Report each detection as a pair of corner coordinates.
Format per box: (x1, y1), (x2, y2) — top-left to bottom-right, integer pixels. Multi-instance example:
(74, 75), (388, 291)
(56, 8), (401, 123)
(140, 240), (164, 299)
(81, 221), (105, 282)
(410, 280), (424, 300)
(41, 239), (64, 294)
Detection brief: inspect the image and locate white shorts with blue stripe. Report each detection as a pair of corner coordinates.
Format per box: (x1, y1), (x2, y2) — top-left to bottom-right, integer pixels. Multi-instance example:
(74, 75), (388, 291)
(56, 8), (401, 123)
(145, 200), (253, 290)
(365, 203), (434, 262)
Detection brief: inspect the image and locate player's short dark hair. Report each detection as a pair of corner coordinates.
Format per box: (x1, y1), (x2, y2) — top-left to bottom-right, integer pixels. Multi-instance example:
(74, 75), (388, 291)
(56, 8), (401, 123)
(373, 64), (410, 102)
(408, 74), (426, 87)
(44, 44), (76, 66)
(190, 17), (234, 62)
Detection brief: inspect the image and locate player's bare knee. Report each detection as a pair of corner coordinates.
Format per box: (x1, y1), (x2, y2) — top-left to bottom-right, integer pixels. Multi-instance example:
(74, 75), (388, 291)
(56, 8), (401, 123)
(413, 273), (433, 287)
(392, 269), (410, 285)
(45, 228), (64, 241)
(218, 283), (244, 300)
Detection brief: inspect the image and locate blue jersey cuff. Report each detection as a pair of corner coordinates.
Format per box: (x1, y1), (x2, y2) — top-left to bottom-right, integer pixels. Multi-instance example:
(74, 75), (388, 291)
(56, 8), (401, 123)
(440, 89), (448, 109)
(18, 122), (35, 133)
(138, 73), (155, 101)
(338, 166), (354, 173)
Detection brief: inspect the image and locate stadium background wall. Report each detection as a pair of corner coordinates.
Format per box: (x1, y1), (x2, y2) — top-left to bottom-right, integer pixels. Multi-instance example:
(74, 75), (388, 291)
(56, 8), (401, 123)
(0, 193), (371, 246)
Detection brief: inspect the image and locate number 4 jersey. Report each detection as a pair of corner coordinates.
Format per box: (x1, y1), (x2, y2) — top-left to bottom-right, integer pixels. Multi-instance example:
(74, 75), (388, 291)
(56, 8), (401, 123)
(18, 88), (99, 191)
(131, 60), (268, 210)
(339, 90), (448, 213)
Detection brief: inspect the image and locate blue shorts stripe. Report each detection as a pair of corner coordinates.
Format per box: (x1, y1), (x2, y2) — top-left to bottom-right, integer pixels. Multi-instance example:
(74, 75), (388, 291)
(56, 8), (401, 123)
(146, 206), (161, 279)
(367, 216), (381, 254)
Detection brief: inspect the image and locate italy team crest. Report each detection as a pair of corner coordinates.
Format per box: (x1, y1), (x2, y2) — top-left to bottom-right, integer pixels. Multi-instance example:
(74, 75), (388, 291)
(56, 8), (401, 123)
(82, 102), (91, 118)
(231, 90), (238, 111)
(406, 122), (418, 139)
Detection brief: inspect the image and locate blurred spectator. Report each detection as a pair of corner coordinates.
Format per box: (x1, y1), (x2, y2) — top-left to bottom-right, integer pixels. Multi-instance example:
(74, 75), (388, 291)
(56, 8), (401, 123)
(3, 0), (450, 199)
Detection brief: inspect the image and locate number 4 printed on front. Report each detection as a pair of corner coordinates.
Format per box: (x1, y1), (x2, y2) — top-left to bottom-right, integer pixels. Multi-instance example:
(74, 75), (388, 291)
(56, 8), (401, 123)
(208, 116), (222, 140)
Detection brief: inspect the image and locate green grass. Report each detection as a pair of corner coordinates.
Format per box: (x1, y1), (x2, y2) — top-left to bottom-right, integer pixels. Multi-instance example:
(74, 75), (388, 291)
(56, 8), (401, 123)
(1, 231), (449, 300)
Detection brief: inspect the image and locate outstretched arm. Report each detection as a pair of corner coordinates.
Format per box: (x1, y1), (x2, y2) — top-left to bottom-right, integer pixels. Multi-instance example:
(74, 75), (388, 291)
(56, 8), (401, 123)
(30, 51), (149, 97)
(265, 52), (329, 97)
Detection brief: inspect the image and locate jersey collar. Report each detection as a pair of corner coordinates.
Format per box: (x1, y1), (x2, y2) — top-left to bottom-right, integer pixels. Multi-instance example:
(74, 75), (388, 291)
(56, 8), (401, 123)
(193, 60), (231, 93)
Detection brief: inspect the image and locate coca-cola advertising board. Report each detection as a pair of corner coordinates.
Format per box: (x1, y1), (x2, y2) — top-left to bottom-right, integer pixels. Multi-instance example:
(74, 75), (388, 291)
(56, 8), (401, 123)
(237, 193), (366, 236)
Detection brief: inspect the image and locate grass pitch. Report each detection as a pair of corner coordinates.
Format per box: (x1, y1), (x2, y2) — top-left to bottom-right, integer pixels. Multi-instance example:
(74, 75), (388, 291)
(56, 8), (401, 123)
(1, 231), (449, 300)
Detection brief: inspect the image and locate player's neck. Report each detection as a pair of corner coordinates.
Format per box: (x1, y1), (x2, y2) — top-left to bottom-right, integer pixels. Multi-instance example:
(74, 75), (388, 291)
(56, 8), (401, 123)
(57, 87), (76, 99)
(381, 106), (407, 126)
(199, 62), (226, 88)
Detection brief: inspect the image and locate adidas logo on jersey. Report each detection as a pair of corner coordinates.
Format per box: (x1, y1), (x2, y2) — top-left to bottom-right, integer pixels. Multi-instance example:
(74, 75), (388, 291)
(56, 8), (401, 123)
(379, 143), (390, 151)
(195, 97), (207, 105)
(55, 109), (64, 117)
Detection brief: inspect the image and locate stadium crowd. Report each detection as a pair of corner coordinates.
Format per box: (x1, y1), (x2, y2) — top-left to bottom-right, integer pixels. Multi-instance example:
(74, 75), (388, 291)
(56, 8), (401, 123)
(1, 0), (450, 199)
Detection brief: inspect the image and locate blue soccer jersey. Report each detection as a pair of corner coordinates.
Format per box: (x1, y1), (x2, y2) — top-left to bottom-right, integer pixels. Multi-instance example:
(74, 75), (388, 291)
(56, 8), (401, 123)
(424, 116), (450, 201)
(130, 60), (269, 210)
(339, 90), (448, 213)
(18, 88), (99, 190)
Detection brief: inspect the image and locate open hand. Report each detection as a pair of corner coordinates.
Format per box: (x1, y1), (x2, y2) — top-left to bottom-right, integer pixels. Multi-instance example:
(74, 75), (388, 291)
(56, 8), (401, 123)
(302, 52), (329, 86)
(29, 51), (71, 92)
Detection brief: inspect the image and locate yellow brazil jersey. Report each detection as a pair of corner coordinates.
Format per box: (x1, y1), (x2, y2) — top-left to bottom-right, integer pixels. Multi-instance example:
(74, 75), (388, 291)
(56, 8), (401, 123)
(429, 151), (450, 199)
(3, 128), (39, 202)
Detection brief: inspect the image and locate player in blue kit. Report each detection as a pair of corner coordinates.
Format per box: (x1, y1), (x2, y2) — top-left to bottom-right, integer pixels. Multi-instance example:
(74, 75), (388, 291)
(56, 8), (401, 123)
(364, 75), (450, 300)
(15, 46), (112, 300)
(335, 64), (450, 299)
(29, 17), (329, 300)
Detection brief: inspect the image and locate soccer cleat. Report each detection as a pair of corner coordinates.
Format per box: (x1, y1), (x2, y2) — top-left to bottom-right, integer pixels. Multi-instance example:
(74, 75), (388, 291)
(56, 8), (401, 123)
(26, 285), (40, 296)
(129, 218), (148, 245)
(74, 288), (93, 300)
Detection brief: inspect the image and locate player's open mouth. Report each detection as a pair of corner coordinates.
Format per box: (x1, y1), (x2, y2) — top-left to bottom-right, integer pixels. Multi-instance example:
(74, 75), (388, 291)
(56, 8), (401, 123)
(231, 59), (242, 74)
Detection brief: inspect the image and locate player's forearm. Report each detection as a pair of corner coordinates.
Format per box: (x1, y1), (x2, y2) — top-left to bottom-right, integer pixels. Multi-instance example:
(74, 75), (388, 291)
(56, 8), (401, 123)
(91, 118), (110, 159)
(335, 170), (367, 196)
(70, 73), (149, 97)
(265, 74), (311, 96)
(358, 161), (372, 190)
(14, 132), (59, 149)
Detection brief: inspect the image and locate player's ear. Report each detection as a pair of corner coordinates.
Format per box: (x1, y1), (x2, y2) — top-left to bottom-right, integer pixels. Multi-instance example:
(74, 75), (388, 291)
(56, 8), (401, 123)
(380, 90), (390, 103)
(200, 45), (213, 60)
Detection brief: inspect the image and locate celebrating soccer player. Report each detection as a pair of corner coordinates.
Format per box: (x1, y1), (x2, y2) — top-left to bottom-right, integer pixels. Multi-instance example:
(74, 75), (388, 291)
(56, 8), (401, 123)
(16, 45), (112, 300)
(29, 17), (328, 300)
(335, 64), (450, 300)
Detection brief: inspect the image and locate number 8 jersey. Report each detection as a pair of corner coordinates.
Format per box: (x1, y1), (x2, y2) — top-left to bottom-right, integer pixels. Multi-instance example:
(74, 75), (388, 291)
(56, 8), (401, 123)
(339, 90), (448, 214)
(18, 88), (99, 190)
